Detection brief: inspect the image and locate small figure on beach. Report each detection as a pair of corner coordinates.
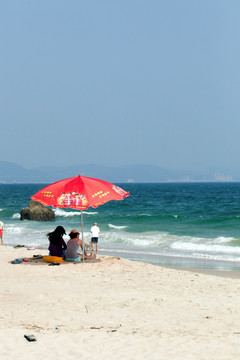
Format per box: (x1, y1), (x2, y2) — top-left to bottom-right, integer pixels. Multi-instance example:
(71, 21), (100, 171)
(0, 222), (3, 245)
(90, 222), (100, 255)
(47, 226), (67, 258)
(65, 229), (95, 261)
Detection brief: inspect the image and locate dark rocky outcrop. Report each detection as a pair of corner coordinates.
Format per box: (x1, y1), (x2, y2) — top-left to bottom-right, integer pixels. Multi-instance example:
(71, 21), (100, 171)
(20, 200), (55, 221)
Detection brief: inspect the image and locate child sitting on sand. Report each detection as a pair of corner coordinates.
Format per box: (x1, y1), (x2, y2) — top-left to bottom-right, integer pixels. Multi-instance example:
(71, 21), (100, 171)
(65, 229), (95, 261)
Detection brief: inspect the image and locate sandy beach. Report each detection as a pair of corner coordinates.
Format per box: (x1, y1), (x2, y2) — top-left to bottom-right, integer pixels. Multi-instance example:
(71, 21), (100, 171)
(1, 246), (240, 359)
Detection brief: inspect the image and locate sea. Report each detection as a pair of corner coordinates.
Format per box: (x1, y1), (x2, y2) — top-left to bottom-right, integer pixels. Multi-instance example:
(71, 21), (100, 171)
(1, 182), (240, 272)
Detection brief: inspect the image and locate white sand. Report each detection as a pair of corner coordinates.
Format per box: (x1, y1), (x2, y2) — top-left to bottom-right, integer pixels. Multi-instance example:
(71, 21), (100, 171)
(1, 245), (240, 360)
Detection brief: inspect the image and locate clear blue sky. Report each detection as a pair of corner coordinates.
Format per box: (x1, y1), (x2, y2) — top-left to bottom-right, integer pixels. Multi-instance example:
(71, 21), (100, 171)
(1, 0), (240, 172)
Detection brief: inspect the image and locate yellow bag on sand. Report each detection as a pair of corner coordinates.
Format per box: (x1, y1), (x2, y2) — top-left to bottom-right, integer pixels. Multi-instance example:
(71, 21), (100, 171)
(43, 256), (65, 263)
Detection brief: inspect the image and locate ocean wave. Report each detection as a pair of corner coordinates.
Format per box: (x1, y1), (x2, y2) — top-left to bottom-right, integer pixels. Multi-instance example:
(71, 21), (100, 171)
(6, 226), (28, 234)
(5, 225), (47, 234)
(100, 248), (164, 256)
(211, 236), (234, 244)
(53, 208), (98, 217)
(124, 213), (152, 218)
(12, 213), (20, 219)
(102, 231), (169, 247)
(131, 238), (159, 247)
(171, 241), (240, 255)
(108, 223), (128, 230)
(192, 253), (240, 262)
(100, 248), (240, 262)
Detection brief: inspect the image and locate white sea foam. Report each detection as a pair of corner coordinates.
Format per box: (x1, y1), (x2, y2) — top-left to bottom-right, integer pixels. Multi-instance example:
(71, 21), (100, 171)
(131, 238), (158, 247)
(171, 241), (240, 254)
(212, 236), (234, 244)
(102, 231), (169, 247)
(54, 208), (98, 217)
(191, 253), (240, 262)
(82, 211), (98, 215)
(54, 209), (81, 217)
(125, 213), (151, 217)
(12, 213), (20, 219)
(100, 248), (240, 262)
(6, 226), (25, 234)
(101, 248), (163, 256)
(108, 224), (128, 230)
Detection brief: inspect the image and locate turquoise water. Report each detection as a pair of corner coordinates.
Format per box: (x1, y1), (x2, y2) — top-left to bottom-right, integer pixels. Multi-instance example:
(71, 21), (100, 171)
(1, 182), (240, 271)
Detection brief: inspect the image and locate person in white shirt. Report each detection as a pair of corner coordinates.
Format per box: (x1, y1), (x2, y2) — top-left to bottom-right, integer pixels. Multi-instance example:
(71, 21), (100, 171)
(91, 223), (100, 255)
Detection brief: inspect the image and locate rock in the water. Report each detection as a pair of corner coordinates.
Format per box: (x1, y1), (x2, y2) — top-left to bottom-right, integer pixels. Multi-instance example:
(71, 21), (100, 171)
(20, 200), (55, 221)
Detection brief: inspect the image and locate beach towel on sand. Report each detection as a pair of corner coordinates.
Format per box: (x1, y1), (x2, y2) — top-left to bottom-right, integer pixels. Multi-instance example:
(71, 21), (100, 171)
(43, 256), (65, 263)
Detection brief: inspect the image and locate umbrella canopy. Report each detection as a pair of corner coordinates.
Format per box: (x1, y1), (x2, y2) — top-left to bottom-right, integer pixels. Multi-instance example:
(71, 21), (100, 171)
(31, 175), (130, 260)
(31, 175), (129, 209)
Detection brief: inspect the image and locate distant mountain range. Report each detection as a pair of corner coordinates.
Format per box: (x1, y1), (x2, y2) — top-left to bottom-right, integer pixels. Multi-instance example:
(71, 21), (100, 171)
(0, 161), (238, 183)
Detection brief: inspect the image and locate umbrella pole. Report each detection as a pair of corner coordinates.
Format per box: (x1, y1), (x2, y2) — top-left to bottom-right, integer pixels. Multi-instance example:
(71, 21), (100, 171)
(81, 210), (85, 262)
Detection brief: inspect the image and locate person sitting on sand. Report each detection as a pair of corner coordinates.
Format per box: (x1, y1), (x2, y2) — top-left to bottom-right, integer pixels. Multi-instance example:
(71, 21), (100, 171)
(47, 226), (67, 258)
(65, 229), (95, 262)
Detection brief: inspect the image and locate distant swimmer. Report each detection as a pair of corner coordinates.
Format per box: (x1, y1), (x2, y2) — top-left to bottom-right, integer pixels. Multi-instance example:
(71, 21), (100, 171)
(0, 222), (4, 245)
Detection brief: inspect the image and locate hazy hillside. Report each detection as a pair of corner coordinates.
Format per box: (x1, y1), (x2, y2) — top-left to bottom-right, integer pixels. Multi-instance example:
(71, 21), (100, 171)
(0, 161), (237, 183)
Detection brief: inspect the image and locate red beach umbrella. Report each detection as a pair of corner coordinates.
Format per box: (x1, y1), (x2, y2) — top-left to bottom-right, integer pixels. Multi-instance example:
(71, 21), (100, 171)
(31, 175), (130, 260)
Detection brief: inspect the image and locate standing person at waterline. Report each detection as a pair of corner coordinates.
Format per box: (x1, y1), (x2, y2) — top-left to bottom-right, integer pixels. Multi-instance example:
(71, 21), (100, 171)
(91, 223), (100, 255)
(0, 222), (3, 245)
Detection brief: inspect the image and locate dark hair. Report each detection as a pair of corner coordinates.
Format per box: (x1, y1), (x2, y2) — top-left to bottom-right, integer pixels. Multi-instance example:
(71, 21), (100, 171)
(47, 226), (66, 245)
(69, 231), (79, 239)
